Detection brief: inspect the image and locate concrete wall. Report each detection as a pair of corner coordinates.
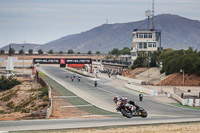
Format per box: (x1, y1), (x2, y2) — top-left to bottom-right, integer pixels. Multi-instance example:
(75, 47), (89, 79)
(117, 75), (144, 84)
(125, 83), (158, 96)
(46, 83), (52, 119)
(171, 93), (200, 107)
(195, 99), (200, 107)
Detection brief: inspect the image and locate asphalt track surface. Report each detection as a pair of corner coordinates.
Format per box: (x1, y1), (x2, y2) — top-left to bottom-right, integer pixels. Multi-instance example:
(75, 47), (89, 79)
(1, 66), (200, 131)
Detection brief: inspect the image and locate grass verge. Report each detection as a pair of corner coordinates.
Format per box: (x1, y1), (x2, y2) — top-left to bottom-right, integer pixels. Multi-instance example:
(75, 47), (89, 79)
(42, 77), (119, 116)
(169, 103), (200, 110)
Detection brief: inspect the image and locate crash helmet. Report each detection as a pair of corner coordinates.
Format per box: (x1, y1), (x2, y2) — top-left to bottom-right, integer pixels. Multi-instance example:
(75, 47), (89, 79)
(140, 91), (143, 94)
(114, 96), (119, 103)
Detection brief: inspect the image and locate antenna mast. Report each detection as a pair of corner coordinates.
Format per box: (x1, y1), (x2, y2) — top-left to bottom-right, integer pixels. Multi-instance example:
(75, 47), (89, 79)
(152, 0), (155, 30)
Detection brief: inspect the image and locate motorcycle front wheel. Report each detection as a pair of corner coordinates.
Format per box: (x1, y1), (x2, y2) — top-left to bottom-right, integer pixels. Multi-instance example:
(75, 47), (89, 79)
(121, 107), (133, 118)
(138, 108), (147, 118)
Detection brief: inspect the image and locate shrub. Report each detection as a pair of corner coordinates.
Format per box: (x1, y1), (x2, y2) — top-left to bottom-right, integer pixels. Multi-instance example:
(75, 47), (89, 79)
(7, 101), (15, 109)
(40, 87), (48, 98)
(0, 76), (21, 91)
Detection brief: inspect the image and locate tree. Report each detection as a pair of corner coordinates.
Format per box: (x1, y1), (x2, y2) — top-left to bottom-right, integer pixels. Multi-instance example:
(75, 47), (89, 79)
(121, 47), (131, 55)
(38, 49), (43, 54)
(95, 51), (100, 54)
(77, 52), (80, 54)
(59, 51), (63, 54)
(110, 48), (120, 56)
(9, 48), (15, 55)
(131, 57), (146, 69)
(88, 51), (92, 55)
(67, 49), (74, 54)
(0, 49), (5, 54)
(48, 49), (54, 54)
(28, 49), (33, 54)
(19, 49), (24, 55)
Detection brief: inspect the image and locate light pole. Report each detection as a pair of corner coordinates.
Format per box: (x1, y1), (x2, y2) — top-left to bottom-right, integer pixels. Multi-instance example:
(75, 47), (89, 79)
(147, 57), (151, 83)
(22, 45), (24, 75)
(160, 62), (163, 93)
(180, 69), (185, 91)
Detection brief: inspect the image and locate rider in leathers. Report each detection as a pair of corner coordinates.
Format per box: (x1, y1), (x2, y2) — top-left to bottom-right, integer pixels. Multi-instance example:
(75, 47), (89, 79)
(114, 96), (139, 112)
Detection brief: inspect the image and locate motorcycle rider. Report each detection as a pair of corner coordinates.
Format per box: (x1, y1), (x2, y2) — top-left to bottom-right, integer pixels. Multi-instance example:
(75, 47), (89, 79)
(71, 77), (74, 82)
(94, 81), (97, 87)
(139, 91), (143, 101)
(113, 96), (139, 112)
(78, 77), (81, 82)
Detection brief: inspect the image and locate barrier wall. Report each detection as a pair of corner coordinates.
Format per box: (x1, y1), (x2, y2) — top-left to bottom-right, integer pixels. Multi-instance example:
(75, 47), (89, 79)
(195, 99), (200, 107)
(125, 83), (158, 96)
(117, 75), (144, 84)
(45, 83), (52, 118)
(37, 72), (52, 119)
(171, 93), (188, 105)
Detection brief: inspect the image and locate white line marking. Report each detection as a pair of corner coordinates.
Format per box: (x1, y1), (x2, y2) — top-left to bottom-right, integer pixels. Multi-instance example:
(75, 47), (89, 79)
(60, 104), (93, 108)
(53, 96), (78, 98)
(81, 115), (119, 117)
(83, 81), (119, 96)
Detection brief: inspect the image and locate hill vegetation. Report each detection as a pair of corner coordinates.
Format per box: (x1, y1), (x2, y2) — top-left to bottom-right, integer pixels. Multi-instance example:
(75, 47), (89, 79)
(0, 76), (21, 91)
(132, 47), (200, 76)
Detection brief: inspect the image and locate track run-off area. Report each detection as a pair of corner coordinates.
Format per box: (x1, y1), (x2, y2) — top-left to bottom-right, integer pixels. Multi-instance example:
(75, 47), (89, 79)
(0, 66), (200, 131)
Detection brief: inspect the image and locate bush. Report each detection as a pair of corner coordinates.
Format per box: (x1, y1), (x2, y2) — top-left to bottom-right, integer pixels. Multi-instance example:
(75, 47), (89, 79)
(40, 87), (48, 98)
(0, 76), (21, 91)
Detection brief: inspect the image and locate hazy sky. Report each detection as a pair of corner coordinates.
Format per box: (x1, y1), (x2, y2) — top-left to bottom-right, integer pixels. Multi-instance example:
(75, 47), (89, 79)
(0, 0), (200, 48)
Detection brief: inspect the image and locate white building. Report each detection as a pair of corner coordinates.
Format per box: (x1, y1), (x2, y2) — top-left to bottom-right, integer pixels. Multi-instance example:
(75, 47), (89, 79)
(131, 29), (161, 61)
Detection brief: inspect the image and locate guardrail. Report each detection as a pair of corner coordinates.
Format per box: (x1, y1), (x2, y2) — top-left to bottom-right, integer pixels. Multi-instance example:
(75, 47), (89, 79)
(116, 75), (144, 84)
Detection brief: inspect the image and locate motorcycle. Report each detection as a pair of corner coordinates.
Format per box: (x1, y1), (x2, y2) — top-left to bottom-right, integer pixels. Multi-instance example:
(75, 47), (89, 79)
(66, 75), (68, 78)
(94, 81), (97, 87)
(115, 97), (147, 118)
(71, 77), (74, 82)
(139, 93), (143, 101)
(78, 77), (81, 82)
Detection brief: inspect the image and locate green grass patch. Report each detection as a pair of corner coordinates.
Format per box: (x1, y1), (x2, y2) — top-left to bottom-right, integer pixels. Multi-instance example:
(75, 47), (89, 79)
(169, 103), (200, 110)
(42, 77), (75, 96)
(41, 76), (118, 116)
(39, 72), (46, 76)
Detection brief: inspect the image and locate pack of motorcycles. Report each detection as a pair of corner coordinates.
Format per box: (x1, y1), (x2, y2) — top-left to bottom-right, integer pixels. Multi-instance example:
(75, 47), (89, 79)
(66, 74), (147, 118)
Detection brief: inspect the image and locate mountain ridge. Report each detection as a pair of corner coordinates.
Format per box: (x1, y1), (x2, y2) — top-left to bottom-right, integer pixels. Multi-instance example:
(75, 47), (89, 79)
(1, 14), (200, 53)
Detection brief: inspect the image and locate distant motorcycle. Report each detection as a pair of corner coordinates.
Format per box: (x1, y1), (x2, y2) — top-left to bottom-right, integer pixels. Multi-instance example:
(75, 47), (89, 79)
(66, 75), (68, 78)
(78, 77), (81, 82)
(114, 97), (147, 118)
(71, 77), (74, 82)
(94, 81), (97, 87)
(139, 92), (143, 101)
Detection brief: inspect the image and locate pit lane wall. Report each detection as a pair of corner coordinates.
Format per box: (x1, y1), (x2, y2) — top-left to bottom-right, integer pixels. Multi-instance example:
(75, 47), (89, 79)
(117, 75), (144, 84)
(125, 83), (158, 96)
(171, 92), (200, 107)
(117, 75), (158, 96)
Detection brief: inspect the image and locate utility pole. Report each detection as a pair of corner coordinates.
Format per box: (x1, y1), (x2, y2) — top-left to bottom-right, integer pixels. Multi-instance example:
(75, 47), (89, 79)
(152, 0), (155, 30)
(22, 45), (24, 75)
